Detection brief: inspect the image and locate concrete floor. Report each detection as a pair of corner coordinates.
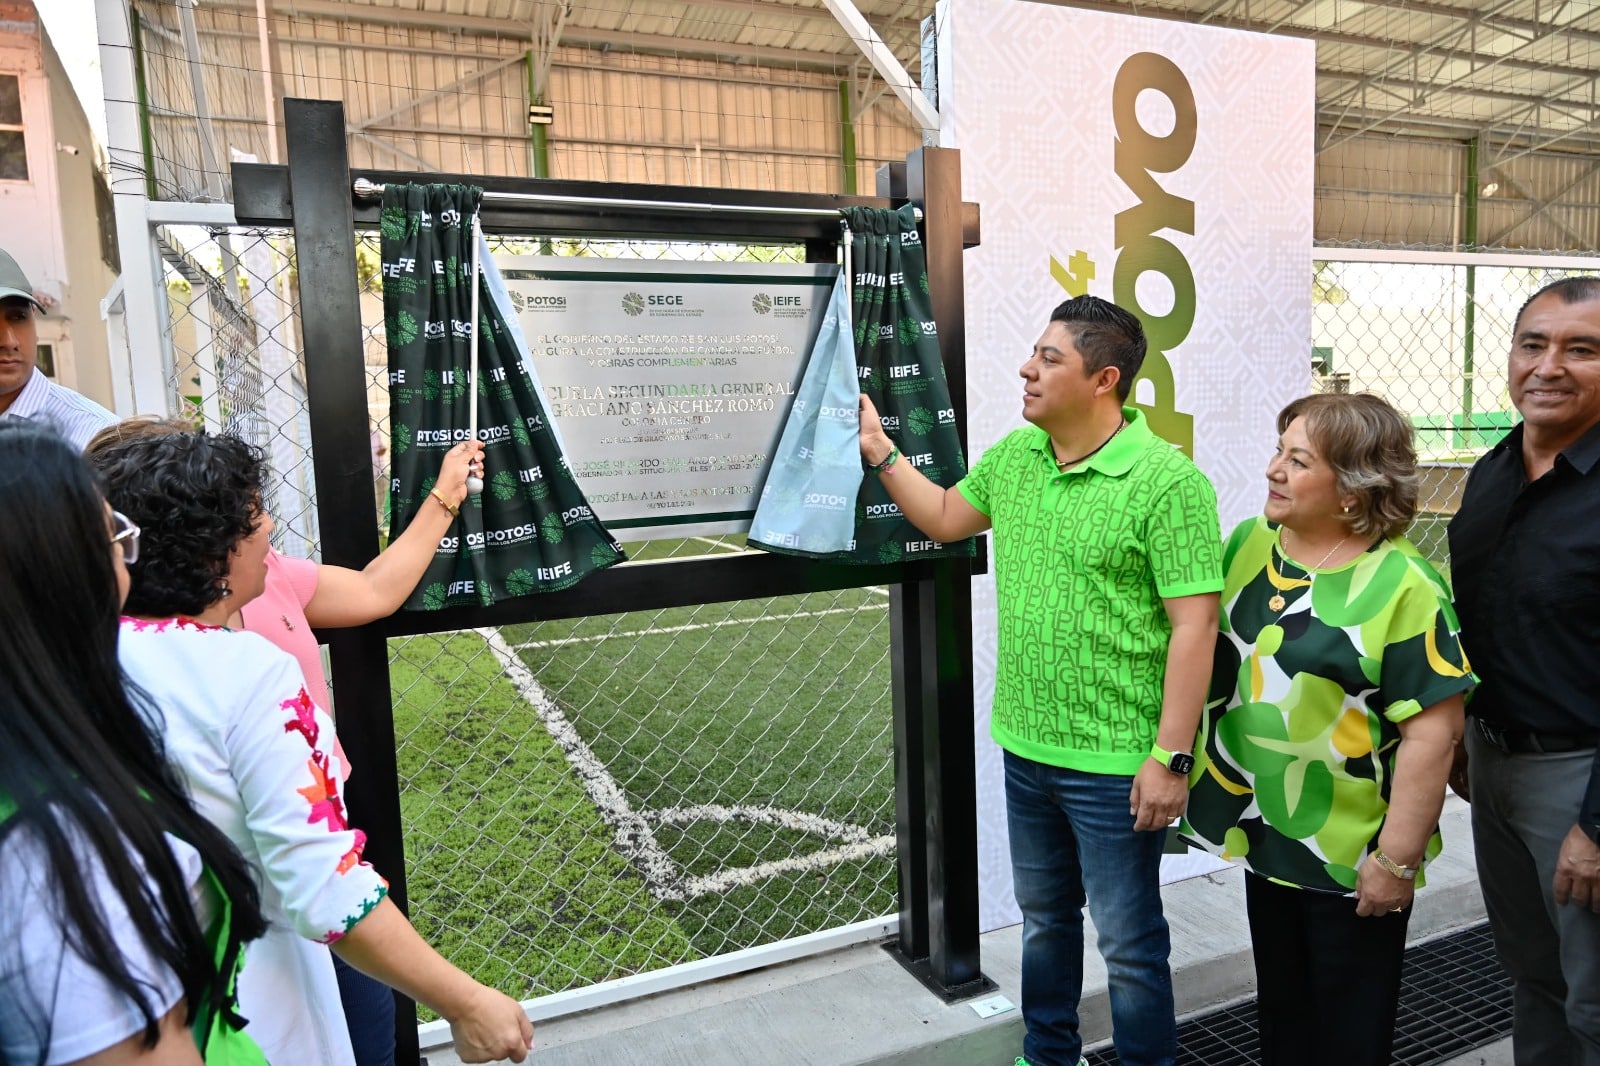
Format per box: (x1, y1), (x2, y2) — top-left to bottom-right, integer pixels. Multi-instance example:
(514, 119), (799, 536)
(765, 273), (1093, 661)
(1435, 1037), (1513, 1066)
(423, 796), (1497, 1065)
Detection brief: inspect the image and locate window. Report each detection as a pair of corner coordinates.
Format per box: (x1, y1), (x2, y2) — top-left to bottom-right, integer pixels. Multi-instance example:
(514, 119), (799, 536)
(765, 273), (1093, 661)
(0, 74), (25, 181)
(35, 343), (54, 378)
(94, 172), (120, 271)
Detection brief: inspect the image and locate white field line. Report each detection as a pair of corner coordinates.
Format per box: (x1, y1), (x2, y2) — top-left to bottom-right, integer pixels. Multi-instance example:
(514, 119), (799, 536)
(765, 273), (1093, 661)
(649, 804), (896, 899)
(477, 627), (688, 902)
(649, 804), (876, 842)
(484, 630), (898, 902)
(692, 536), (744, 552)
(682, 535), (888, 597)
(509, 603), (885, 651)
(683, 836), (896, 897)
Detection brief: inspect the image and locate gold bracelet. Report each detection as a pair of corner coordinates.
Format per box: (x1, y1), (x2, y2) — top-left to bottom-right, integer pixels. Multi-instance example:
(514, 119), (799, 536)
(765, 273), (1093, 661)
(429, 487), (459, 518)
(1370, 848), (1417, 880)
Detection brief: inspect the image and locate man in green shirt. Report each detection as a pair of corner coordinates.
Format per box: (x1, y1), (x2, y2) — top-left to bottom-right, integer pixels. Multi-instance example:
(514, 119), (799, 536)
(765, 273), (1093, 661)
(859, 295), (1222, 1066)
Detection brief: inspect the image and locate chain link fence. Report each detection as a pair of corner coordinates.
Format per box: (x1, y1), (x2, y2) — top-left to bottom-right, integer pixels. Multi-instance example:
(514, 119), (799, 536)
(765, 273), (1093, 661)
(161, 224), (899, 1013)
(1312, 253), (1599, 575)
(155, 225), (1596, 1012)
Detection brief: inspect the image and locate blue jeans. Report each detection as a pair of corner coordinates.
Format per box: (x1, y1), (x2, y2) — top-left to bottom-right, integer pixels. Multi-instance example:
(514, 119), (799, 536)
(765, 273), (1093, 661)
(1005, 751), (1177, 1066)
(333, 952), (397, 1066)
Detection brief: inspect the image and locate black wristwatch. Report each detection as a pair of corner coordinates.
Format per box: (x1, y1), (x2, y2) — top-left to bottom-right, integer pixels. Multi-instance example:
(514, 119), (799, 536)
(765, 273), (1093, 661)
(1151, 744), (1195, 775)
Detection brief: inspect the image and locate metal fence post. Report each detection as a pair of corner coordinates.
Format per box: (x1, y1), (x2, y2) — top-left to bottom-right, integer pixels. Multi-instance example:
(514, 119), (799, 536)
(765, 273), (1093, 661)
(907, 146), (989, 998)
(873, 160), (932, 967)
(282, 98), (422, 1064)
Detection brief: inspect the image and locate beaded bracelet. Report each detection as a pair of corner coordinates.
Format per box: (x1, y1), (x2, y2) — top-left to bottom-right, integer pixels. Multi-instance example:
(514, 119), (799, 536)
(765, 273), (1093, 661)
(871, 445), (901, 475)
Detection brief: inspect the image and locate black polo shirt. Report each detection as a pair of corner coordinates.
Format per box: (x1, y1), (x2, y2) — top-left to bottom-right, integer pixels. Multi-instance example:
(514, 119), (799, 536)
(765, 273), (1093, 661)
(1448, 419), (1600, 737)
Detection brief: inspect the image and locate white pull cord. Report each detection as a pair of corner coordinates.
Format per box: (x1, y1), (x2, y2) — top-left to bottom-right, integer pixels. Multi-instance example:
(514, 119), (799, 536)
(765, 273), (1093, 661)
(464, 210), (485, 497)
(841, 219), (853, 309)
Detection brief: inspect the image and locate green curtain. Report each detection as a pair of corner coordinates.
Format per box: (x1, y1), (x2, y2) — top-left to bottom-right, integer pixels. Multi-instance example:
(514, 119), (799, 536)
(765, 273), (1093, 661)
(839, 205), (973, 565)
(382, 183), (625, 610)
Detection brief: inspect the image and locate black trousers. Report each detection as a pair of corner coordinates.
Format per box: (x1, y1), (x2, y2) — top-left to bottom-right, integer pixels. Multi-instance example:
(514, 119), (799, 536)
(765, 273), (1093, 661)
(1245, 872), (1411, 1065)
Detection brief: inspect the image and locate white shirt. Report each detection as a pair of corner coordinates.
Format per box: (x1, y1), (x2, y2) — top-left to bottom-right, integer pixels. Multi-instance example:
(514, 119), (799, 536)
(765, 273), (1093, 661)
(119, 617), (391, 1066)
(3, 367), (117, 450)
(0, 821), (204, 1065)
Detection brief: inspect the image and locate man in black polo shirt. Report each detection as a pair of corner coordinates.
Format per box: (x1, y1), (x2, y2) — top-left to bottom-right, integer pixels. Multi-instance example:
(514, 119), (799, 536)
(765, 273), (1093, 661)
(1450, 276), (1600, 1064)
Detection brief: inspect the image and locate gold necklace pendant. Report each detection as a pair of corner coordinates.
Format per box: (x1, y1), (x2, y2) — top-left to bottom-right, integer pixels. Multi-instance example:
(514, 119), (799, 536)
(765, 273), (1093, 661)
(1267, 530), (1352, 617)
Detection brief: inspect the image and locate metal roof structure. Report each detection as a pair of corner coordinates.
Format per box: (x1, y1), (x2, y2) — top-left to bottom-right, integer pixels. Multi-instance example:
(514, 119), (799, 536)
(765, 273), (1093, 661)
(251, 0), (1600, 154)
(1076, 0), (1600, 158)
(135, 0), (1600, 247)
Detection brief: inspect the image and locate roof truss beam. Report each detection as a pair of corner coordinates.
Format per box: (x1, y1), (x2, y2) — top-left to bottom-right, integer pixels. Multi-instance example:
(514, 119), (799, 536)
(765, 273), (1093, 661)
(1319, 0), (1600, 152)
(1045, 0), (1594, 80)
(201, 0), (878, 72)
(351, 52), (527, 132)
(1483, 157), (1600, 244)
(817, 0), (936, 130)
(1345, 0), (1600, 47)
(1317, 69), (1600, 113)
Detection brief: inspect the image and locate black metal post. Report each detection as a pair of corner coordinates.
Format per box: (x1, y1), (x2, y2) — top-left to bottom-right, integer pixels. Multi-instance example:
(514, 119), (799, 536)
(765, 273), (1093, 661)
(282, 98), (421, 1063)
(875, 158), (931, 965)
(908, 147), (987, 997)
(888, 578), (930, 962)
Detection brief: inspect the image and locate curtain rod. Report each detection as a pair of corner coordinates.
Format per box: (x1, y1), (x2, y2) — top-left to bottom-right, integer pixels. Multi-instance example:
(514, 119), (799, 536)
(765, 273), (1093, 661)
(350, 177), (919, 222)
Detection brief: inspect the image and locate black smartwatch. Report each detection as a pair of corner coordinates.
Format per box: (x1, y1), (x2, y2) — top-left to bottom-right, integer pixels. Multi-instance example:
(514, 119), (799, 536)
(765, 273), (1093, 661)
(1151, 744), (1195, 776)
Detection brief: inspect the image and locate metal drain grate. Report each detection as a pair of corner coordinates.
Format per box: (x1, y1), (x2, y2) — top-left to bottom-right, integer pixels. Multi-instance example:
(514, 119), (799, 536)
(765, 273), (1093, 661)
(1083, 922), (1511, 1065)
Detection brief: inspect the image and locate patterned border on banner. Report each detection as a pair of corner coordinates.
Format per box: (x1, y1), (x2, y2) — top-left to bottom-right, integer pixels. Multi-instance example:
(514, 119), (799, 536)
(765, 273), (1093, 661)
(937, 0), (1315, 930)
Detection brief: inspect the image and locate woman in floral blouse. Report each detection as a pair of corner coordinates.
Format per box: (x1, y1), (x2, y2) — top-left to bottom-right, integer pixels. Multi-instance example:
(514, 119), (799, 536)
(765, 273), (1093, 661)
(1181, 394), (1471, 1065)
(95, 431), (533, 1066)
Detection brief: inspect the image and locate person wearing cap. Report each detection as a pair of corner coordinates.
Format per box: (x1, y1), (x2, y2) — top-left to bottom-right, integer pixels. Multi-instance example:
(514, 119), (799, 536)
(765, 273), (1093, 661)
(0, 247), (117, 449)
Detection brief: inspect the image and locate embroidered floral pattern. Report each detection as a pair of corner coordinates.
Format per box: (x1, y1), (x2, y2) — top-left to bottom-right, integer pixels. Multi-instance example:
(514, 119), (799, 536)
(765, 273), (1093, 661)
(336, 829), (368, 875)
(120, 615), (226, 633)
(321, 882), (390, 944)
(279, 688), (366, 870)
(296, 758), (349, 832)
(281, 688), (320, 749)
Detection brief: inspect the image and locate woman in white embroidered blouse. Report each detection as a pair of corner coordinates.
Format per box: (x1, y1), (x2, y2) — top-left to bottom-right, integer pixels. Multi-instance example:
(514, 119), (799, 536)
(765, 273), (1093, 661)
(95, 432), (534, 1066)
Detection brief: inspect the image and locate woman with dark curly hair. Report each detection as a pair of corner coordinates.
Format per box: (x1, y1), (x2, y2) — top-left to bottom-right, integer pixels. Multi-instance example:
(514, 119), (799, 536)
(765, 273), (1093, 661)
(87, 416), (482, 1066)
(0, 421), (268, 1065)
(93, 431), (533, 1066)
(1181, 393), (1472, 1065)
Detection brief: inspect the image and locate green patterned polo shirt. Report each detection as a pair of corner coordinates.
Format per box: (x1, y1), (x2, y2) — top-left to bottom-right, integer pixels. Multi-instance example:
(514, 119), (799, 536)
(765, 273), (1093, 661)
(957, 407), (1224, 775)
(1181, 516), (1475, 892)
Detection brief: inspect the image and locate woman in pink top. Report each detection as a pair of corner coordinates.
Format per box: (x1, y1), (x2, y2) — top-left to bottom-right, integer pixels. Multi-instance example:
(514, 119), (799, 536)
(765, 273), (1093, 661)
(235, 440), (481, 712)
(87, 418), (484, 1066)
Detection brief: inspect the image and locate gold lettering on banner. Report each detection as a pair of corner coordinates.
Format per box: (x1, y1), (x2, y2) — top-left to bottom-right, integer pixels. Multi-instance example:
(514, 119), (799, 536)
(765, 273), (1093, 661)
(1112, 51), (1197, 457)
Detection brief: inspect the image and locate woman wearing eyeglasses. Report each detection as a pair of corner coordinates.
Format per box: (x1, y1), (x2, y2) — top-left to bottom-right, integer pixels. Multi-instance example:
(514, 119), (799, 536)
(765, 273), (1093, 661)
(0, 421), (269, 1064)
(86, 416), (482, 1066)
(92, 431), (533, 1066)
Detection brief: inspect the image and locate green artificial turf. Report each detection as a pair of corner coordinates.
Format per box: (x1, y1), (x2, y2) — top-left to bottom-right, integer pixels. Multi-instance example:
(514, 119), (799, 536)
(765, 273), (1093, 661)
(502, 579), (898, 959)
(388, 565), (899, 1006)
(390, 631), (696, 1005)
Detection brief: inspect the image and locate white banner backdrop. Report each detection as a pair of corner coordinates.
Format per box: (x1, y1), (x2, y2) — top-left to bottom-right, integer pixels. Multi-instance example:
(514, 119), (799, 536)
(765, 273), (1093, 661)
(935, 0), (1315, 930)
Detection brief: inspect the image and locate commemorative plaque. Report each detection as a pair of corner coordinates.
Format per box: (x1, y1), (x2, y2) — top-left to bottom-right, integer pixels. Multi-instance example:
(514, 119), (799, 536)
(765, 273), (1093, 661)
(499, 258), (836, 540)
